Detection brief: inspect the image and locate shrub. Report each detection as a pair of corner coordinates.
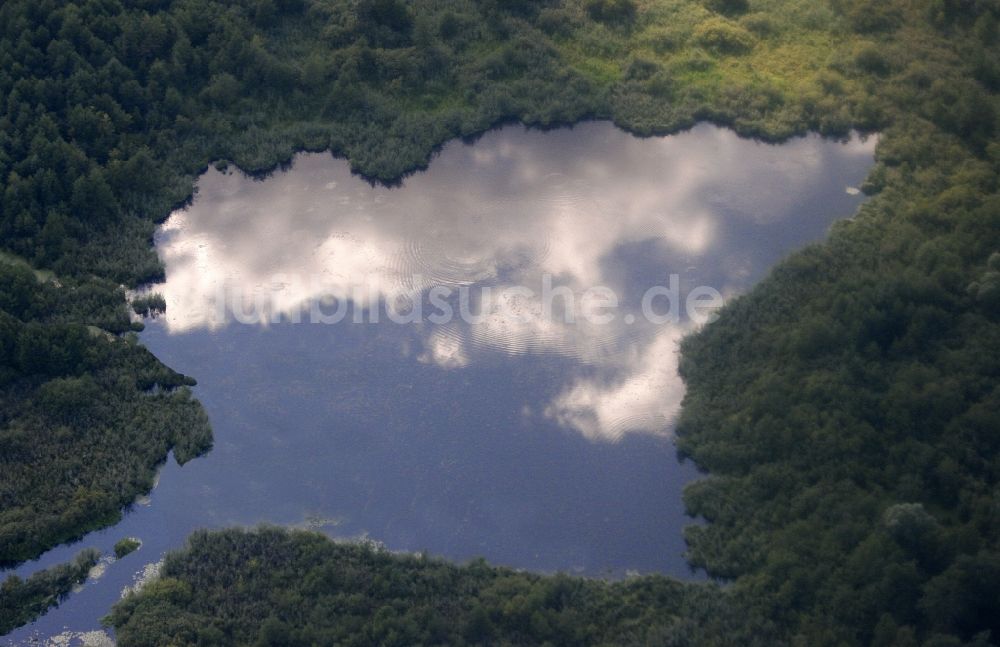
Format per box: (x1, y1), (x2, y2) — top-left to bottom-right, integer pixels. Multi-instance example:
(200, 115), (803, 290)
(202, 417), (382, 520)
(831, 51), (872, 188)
(625, 57), (660, 81)
(647, 70), (675, 98)
(669, 49), (717, 73)
(703, 0), (749, 16)
(854, 43), (890, 75)
(740, 13), (776, 36)
(201, 73), (241, 107)
(114, 538), (141, 559)
(844, 0), (903, 33)
(585, 0), (637, 25)
(693, 17), (756, 54)
(644, 26), (686, 53)
(356, 0), (413, 47)
(537, 8), (576, 37)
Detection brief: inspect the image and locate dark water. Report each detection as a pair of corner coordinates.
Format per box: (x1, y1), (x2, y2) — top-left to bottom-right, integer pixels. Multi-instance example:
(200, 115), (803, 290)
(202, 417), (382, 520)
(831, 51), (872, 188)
(3, 122), (875, 645)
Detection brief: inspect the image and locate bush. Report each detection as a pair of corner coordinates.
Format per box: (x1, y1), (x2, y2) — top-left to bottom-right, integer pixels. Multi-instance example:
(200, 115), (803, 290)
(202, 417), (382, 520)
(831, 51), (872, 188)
(854, 43), (890, 75)
(537, 8), (576, 37)
(357, 0), (413, 47)
(703, 0), (749, 16)
(644, 26), (686, 53)
(844, 0), (903, 33)
(625, 57), (660, 81)
(585, 0), (637, 25)
(740, 13), (777, 36)
(693, 17), (756, 54)
(114, 537), (142, 559)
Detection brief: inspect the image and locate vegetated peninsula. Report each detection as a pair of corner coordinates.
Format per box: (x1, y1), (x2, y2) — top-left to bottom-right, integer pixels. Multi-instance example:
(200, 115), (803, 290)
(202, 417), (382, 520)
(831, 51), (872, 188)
(0, 548), (99, 635)
(106, 527), (741, 646)
(0, 0), (998, 644)
(0, 261), (210, 569)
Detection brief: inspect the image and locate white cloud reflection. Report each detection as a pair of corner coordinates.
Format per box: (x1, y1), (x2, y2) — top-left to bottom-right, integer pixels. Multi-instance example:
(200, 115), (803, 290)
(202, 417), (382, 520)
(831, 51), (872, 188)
(151, 122), (875, 441)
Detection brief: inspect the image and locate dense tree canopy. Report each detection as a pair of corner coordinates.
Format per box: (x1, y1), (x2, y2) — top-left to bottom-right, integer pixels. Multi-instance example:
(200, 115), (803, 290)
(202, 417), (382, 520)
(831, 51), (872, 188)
(106, 528), (759, 647)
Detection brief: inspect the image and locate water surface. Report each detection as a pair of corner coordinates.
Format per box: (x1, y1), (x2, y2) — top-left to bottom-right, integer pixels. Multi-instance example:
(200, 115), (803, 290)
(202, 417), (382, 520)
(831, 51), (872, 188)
(3, 122), (875, 645)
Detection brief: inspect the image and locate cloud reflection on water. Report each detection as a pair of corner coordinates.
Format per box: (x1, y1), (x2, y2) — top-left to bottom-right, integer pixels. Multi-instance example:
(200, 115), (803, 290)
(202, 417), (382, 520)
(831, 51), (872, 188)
(152, 122), (875, 441)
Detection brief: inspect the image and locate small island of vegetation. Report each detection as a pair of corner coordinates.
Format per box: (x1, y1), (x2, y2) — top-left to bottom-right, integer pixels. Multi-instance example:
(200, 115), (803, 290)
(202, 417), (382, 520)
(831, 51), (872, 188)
(114, 537), (142, 560)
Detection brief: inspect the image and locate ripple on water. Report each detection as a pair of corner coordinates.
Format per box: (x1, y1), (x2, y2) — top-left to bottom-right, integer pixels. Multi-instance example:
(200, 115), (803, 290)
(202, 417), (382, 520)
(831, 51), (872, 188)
(604, 411), (674, 443)
(398, 238), (496, 288)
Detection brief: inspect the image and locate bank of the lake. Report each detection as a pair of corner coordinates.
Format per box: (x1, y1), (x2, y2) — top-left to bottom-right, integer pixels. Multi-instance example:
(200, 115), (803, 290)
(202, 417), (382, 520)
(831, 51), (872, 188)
(5, 121), (874, 643)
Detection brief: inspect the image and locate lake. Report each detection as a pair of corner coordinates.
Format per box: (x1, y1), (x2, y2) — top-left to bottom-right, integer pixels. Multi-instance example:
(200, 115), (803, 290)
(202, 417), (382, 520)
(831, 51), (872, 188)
(3, 122), (875, 645)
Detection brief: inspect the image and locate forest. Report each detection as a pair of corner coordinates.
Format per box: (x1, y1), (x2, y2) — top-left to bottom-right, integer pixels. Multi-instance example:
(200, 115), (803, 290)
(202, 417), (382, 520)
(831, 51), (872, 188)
(0, 0), (998, 643)
(105, 527), (759, 646)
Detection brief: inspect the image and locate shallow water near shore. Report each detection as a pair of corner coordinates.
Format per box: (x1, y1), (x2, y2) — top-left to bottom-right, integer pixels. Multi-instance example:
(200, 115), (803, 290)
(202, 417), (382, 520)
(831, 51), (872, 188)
(3, 122), (875, 645)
